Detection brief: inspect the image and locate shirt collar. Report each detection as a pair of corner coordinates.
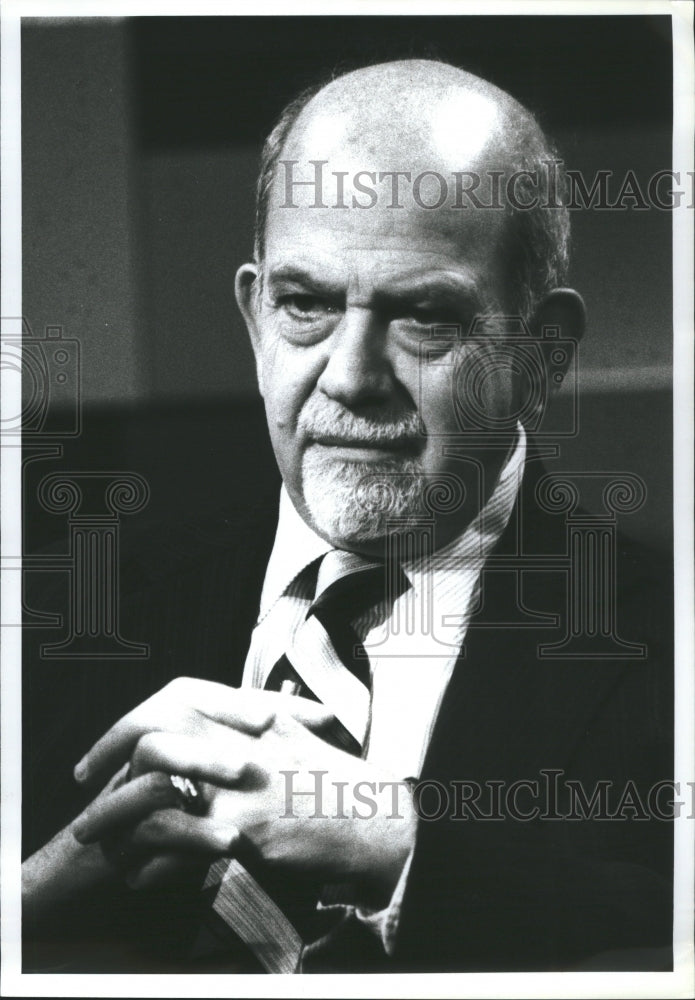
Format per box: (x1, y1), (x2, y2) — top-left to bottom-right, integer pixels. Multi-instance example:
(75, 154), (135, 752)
(401, 421), (526, 585)
(258, 487), (333, 620)
(258, 423), (526, 621)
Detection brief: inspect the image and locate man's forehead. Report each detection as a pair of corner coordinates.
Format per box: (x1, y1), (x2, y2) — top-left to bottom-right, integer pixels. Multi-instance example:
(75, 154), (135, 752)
(264, 119), (515, 267)
(263, 174), (509, 292)
(281, 86), (504, 173)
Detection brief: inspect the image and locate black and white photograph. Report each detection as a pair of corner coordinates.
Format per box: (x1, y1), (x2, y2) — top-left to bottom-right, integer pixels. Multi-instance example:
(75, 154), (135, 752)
(2, 2), (693, 995)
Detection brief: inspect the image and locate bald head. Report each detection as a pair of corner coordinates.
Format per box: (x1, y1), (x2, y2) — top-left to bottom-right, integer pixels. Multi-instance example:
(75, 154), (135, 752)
(254, 59), (570, 322)
(285, 60), (540, 171)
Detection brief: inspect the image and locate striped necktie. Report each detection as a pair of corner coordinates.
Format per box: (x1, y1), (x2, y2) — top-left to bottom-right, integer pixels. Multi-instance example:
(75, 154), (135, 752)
(264, 549), (388, 753)
(192, 550), (405, 973)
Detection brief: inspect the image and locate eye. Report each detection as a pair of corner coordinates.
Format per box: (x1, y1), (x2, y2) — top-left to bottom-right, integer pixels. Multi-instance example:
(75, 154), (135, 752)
(391, 305), (472, 356)
(408, 304), (470, 328)
(279, 294), (340, 321)
(408, 306), (456, 326)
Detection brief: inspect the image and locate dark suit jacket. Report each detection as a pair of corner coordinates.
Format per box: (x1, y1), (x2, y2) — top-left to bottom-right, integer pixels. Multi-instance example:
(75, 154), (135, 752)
(22, 444), (673, 973)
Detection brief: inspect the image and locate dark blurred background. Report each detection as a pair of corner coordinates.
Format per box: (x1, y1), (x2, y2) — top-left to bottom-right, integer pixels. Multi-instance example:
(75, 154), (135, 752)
(21, 15), (673, 552)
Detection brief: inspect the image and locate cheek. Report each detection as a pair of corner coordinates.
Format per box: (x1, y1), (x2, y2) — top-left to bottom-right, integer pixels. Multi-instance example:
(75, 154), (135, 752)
(259, 335), (320, 431)
(406, 354), (461, 441)
(416, 347), (516, 439)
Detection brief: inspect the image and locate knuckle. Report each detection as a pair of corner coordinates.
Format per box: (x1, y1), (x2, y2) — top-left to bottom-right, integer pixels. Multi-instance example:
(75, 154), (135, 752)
(138, 731), (159, 755)
(167, 676), (197, 700)
(132, 731), (161, 769)
(162, 677), (186, 704)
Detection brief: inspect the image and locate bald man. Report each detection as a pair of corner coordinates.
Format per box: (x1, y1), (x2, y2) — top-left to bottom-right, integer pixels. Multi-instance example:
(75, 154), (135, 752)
(23, 60), (672, 973)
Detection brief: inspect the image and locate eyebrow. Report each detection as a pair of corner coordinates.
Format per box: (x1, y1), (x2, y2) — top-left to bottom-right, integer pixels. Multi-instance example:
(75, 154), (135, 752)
(265, 266), (344, 299)
(265, 264), (488, 313)
(376, 275), (486, 314)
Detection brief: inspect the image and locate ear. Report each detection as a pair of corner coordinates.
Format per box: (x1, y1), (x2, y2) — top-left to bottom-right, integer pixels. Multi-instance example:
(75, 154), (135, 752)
(531, 288), (586, 384)
(510, 288), (586, 430)
(235, 262), (265, 396)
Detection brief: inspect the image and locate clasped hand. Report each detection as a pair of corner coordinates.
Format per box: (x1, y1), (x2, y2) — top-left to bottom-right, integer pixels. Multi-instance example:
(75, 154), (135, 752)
(70, 678), (415, 905)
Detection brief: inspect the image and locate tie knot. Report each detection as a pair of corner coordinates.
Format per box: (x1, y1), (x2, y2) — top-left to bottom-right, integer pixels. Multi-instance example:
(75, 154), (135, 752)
(309, 549), (407, 622)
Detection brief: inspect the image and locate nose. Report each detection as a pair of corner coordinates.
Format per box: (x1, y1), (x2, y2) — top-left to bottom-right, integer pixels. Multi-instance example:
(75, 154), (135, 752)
(316, 307), (394, 407)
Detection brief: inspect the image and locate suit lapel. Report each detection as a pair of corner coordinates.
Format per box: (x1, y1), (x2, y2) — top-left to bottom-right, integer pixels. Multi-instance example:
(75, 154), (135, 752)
(420, 443), (631, 786)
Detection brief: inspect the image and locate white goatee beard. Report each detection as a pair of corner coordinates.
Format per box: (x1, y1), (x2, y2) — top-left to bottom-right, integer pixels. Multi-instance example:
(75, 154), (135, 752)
(301, 446), (427, 546)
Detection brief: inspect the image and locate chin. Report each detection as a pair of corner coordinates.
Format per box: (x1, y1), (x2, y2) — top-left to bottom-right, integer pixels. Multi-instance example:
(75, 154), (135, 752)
(301, 447), (426, 546)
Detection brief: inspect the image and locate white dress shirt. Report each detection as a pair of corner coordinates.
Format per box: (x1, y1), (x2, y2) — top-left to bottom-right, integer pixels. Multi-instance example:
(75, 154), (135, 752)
(241, 423), (526, 954)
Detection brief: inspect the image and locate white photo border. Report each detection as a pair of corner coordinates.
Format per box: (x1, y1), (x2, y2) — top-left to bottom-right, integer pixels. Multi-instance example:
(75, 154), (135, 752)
(2, 2), (693, 997)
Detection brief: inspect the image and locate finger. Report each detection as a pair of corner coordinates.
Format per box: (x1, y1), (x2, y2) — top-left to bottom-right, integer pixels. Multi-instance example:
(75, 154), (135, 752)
(97, 761), (132, 798)
(125, 852), (203, 891)
(129, 729), (251, 785)
(72, 771), (182, 844)
(130, 808), (240, 857)
(74, 681), (335, 789)
(74, 708), (182, 789)
(175, 684), (335, 732)
(73, 680), (277, 788)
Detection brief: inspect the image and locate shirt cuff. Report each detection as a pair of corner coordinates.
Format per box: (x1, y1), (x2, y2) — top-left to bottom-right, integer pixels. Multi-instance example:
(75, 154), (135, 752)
(352, 847), (414, 957)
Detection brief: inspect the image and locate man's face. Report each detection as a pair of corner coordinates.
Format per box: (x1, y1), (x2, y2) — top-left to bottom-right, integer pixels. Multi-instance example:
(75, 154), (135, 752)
(239, 153), (516, 554)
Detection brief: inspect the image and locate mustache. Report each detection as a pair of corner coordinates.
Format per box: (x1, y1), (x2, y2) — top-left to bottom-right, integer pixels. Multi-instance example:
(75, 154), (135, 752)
(297, 397), (423, 447)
